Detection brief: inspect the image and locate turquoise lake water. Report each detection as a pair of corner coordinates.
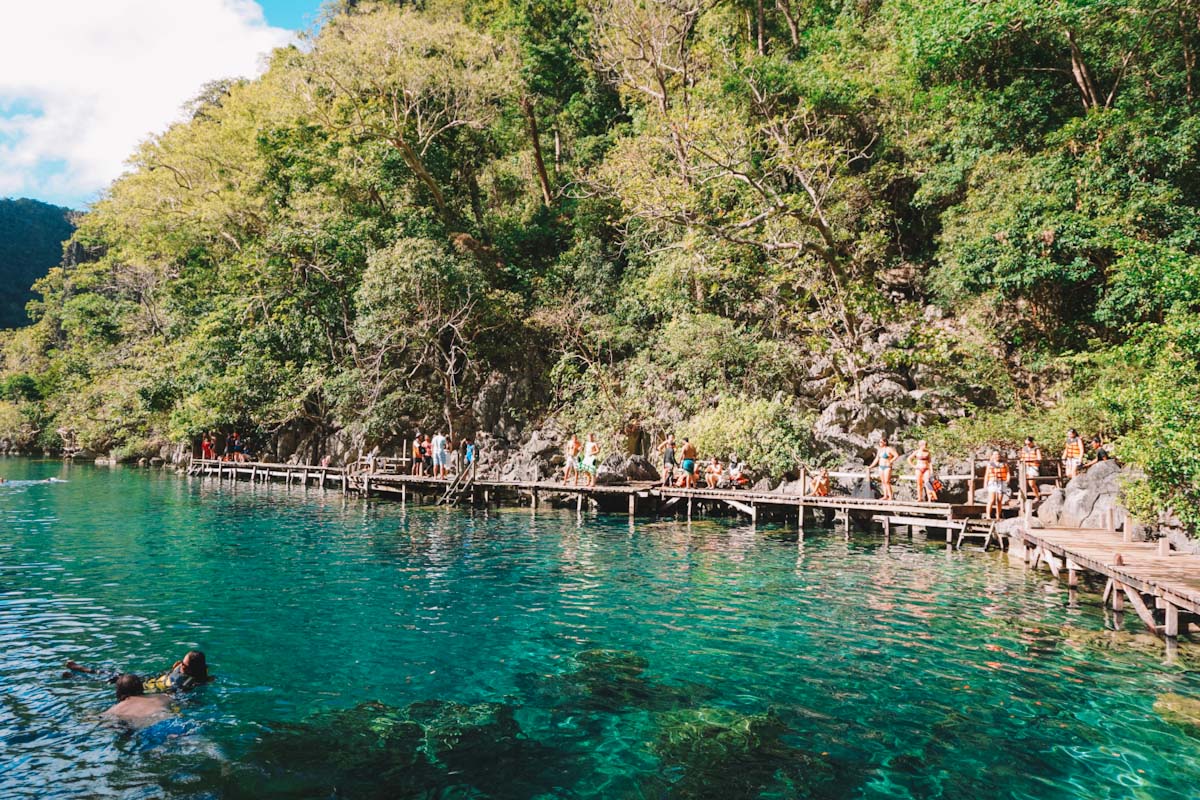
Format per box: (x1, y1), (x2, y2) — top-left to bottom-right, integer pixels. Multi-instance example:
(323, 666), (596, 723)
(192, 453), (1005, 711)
(4, 458), (1200, 798)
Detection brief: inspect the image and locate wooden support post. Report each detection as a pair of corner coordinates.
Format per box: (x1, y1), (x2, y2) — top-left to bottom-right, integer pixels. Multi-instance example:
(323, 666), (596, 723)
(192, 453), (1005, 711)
(1112, 582), (1125, 612)
(401, 482), (407, 505)
(319, 469), (326, 490)
(687, 496), (693, 520)
(1122, 519), (1132, 543)
(798, 467), (807, 499)
(1122, 586), (1161, 635)
(1108, 508), (1117, 533)
(251, 464), (257, 483)
(798, 501), (805, 533)
(967, 456), (976, 505)
(1067, 559), (1079, 588)
(576, 493), (583, 514)
(628, 493), (636, 516)
(1159, 537), (1171, 557)
(533, 489), (540, 509)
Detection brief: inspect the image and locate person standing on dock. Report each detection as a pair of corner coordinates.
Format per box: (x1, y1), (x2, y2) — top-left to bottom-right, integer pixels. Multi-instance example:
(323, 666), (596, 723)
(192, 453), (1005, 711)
(657, 434), (677, 487)
(432, 431), (448, 479)
(867, 436), (899, 500)
(680, 438), (698, 488)
(1020, 437), (1042, 497)
(580, 434), (601, 487)
(200, 435), (214, 460)
(412, 435), (424, 476)
(1062, 429), (1084, 480)
(564, 434), (581, 484)
(422, 435), (434, 476)
(908, 441), (936, 502)
(984, 450), (1009, 520)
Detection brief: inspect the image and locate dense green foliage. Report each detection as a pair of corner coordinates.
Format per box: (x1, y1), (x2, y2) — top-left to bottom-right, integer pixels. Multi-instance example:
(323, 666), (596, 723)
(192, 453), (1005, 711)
(2, 0), (1199, 524)
(0, 198), (74, 329)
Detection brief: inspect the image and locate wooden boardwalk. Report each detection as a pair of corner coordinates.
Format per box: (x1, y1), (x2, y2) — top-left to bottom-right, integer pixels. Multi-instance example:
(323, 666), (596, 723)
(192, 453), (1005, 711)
(1013, 524), (1200, 638)
(188, 458), (345, 489)
(188, 458), (986, 526)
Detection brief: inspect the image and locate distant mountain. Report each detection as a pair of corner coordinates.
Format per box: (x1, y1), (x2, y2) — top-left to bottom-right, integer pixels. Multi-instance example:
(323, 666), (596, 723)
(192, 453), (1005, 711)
(0, 198), (75, 329)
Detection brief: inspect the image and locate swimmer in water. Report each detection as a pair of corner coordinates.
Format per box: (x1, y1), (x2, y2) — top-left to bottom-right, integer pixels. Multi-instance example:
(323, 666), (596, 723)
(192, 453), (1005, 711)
(67, 649), (210, 693)
(104, 674), (173, 728)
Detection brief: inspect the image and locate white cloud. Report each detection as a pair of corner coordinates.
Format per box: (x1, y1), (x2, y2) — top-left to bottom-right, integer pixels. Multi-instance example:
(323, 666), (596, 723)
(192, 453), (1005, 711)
(0, 0), (294, 207)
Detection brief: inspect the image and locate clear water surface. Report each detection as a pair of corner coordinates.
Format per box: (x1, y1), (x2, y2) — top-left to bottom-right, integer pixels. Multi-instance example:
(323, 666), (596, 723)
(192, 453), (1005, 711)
(3, 458), (1200, 799)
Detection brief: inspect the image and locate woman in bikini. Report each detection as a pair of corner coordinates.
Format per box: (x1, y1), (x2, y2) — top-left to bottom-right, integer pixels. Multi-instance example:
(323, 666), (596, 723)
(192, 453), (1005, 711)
(867, 436), (900, 500)
(908, 440), (936, 502)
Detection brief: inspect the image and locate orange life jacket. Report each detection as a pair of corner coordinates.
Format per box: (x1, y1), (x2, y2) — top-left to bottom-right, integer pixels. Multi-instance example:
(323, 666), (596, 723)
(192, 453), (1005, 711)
(986, 462), (1009, 482)
(1063, 439), (1084, 459)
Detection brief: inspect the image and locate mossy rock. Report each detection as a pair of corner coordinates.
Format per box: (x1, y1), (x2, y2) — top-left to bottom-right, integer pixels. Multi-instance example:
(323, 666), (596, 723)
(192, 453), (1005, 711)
(650, 707), (833, 799)
(1154, 693), (1200, 737)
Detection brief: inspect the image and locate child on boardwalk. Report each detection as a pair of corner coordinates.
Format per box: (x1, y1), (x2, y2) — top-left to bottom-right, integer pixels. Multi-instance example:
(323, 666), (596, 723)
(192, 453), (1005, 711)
(984, 450), (1009, 520)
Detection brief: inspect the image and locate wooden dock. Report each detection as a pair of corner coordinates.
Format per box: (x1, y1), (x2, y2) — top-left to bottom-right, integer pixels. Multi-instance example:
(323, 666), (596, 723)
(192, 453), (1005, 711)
(1013, 524), (1200, 640)
(188, 458), (987, 528)
(188, 458), (346, 489)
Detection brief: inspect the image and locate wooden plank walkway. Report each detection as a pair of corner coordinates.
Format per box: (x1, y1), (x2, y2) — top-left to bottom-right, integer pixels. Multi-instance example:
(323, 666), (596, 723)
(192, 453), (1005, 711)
(188, 458), (345, 488)
(1013, 525), (1200, 637)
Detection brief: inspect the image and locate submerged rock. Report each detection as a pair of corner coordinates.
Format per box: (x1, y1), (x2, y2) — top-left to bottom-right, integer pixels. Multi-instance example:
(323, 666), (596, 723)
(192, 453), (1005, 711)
(648, 706), (833, 799)
(520, 648), (714, 713)
(1155, 693), (1200, 737)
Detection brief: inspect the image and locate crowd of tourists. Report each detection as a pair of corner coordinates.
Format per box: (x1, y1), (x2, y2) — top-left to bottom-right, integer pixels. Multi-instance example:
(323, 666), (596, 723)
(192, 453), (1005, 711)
(199, 432), (251, 462)
(409, 432), (478, 478)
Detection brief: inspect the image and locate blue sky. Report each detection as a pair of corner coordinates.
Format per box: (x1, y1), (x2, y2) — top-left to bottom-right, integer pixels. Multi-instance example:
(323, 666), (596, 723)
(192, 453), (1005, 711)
(0, 1), (327, 210)
(260, 0), (327, 31)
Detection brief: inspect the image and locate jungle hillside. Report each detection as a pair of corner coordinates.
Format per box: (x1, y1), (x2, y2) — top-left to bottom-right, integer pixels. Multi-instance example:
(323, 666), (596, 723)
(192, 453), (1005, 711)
(1, 0), (1198, 526)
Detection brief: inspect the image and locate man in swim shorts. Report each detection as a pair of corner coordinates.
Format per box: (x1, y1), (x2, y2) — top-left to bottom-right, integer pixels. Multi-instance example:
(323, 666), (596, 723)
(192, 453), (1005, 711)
(105, 674), (173, 728)
(679, 438), (698, 488)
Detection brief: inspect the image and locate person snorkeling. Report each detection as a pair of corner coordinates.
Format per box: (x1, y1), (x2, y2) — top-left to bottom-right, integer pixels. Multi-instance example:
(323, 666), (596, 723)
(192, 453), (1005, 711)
(104, 674), (173, 728)
(67, 649), (210, 693)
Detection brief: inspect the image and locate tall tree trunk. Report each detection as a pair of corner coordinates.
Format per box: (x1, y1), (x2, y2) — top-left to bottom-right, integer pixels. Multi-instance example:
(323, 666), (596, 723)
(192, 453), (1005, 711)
(520, 96), (553, 206)
(756, 0), (765, 55)
(389, 136), (451, 224)
(775, 0), (799, 46)
(1067, 30), (1101, 110)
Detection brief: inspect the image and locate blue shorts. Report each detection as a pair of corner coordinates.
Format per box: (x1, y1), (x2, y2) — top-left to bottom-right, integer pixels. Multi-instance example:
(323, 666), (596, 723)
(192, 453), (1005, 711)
(682, 459), (695, 474)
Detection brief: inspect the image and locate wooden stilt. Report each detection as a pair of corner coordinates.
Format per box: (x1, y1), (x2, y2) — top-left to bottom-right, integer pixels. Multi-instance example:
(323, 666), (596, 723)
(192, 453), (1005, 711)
(1165, 603), (1180, 638)
(628, 493), (635, 516)
(1112, 582), (1125, 612)
(1067, 559), (1080, 588)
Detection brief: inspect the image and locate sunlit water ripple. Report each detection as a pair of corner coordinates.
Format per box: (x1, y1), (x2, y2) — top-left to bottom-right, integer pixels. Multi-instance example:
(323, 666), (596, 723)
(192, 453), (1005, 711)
(2, 457), (1200, 799)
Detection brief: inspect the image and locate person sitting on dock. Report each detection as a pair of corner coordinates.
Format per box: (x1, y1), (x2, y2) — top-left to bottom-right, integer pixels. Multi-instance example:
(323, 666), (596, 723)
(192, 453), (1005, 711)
(908, 441), (936, 502)
(867, 436), (899, 501)
(680, 438), (698, 488)
(564, 434), (581, 484)
(704, 456), (725, 488)
(983, 450), (1009, 520)
(104, 674), (173, 728)
(580, 434), (601, 487)
(806, 468), (831, 497)
(727, 455), (748, 489)
(1019, 437), (1042, 497)
(1062, 428), (1084, 480)
(657, 434), (677, 487)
